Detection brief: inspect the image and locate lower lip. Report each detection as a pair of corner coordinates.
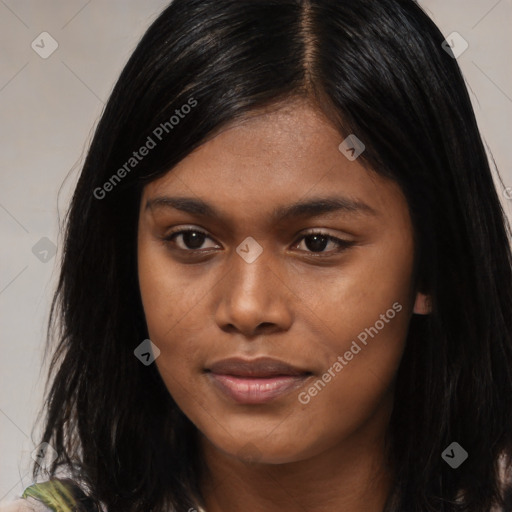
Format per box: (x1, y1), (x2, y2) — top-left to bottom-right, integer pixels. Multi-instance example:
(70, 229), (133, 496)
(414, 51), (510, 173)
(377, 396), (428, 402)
(207, 373), (310, 404)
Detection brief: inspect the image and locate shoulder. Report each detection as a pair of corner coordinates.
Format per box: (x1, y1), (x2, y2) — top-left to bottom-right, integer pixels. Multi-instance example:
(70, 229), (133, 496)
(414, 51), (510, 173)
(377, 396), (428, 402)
(0, 498), (51, 512)
(0, 479), (100, 512)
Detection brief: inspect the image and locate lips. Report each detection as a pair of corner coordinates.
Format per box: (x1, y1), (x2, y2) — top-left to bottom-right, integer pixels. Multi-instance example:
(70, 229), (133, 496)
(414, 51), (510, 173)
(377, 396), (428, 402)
(206, 357), (312, 404)
(208, 357), (310, 378)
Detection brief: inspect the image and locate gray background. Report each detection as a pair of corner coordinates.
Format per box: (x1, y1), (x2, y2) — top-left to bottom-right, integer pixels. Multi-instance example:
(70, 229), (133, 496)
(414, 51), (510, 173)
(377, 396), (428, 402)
(1, 0), (511, 502)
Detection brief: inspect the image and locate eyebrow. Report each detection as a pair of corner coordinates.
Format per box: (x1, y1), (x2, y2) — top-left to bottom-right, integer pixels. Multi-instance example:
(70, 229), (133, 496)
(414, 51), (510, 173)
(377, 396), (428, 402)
(145, 195), (379, 222)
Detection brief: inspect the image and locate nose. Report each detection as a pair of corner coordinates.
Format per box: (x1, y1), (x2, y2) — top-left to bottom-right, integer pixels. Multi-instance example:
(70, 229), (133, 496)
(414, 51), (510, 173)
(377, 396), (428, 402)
(213, 245), (294, 338)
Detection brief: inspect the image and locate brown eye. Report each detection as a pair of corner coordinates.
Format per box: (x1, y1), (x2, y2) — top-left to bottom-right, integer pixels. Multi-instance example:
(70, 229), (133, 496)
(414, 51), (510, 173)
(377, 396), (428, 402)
(164, 229), (219, 251)
(294, 231), (354, 254)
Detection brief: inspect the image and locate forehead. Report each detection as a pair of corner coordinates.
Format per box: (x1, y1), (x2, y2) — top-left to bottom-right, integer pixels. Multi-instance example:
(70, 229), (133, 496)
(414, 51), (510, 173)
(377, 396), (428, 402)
(141, 101), (408, 226)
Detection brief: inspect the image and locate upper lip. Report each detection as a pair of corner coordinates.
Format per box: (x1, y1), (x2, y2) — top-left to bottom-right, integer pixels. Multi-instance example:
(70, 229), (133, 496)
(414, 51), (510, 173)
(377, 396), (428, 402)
(207, 357), (311, 378)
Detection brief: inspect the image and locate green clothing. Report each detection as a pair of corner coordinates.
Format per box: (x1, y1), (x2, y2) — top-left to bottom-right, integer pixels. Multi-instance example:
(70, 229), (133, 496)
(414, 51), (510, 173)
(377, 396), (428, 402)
(19, 480), (207, 512)
(21, 479), (99, 512)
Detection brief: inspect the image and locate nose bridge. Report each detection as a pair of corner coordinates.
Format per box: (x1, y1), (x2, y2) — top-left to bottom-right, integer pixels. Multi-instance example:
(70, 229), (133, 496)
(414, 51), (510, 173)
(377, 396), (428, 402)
(214, 238), (292, 334)
(228, 240), (276, 307)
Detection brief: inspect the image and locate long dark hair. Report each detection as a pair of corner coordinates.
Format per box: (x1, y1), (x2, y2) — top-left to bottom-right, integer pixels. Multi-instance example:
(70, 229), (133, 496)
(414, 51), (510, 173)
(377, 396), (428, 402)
(33, 0), (512, 510)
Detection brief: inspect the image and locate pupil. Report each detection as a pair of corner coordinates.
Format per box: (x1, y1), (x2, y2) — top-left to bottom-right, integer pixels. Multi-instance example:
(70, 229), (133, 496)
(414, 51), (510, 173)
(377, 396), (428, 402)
(306, 235), (328, 252)
(184, 231), (205, 249)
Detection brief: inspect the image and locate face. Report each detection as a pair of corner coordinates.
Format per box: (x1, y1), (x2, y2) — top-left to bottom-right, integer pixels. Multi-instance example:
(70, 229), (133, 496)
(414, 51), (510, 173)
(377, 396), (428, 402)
(137, 99), (428, 465)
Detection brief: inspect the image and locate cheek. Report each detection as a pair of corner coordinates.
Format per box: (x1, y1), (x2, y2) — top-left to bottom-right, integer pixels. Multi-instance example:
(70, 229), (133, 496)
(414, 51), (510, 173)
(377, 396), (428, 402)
(137, 237), (213, 403)
(289, 237), (414, 426)
(137, 234), (212, 339)
(287, 233), (415, 366)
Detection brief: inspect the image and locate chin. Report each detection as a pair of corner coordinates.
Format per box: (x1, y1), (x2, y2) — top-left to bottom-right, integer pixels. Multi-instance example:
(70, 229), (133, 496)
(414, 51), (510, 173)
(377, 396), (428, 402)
(202, 423), (319, 466)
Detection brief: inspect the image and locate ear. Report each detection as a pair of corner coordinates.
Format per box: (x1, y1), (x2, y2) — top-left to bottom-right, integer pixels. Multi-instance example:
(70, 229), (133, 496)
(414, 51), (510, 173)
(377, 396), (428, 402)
(413, 291), (432, 315)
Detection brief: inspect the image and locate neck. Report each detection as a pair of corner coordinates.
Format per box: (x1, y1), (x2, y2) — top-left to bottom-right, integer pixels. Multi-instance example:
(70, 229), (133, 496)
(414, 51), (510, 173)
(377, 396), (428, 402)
(198, 400), (395, 512)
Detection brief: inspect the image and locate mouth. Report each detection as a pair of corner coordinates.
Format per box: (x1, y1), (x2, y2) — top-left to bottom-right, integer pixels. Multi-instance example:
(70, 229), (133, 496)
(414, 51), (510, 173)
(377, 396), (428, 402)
(205, 357), (313, 404)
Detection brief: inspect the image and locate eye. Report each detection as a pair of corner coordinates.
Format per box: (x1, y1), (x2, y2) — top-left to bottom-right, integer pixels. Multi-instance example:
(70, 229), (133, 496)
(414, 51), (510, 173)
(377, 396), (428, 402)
(163, 228), (220, 251)
(162, 227), (353, 256)
(293, 231), (354, 255)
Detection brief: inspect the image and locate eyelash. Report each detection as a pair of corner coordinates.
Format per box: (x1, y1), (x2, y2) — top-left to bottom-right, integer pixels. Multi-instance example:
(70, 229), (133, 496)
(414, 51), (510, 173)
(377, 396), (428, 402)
(162, 227), (354, 257)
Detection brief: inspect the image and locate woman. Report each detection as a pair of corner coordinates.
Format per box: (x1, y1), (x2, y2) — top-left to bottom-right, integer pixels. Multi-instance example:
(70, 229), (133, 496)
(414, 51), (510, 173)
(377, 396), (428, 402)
(2, 0), (512, 510)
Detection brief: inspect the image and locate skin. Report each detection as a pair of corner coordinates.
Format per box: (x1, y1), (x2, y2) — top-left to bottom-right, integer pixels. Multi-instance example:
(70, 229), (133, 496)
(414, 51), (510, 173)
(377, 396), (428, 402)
(137, 98), (431, 512)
